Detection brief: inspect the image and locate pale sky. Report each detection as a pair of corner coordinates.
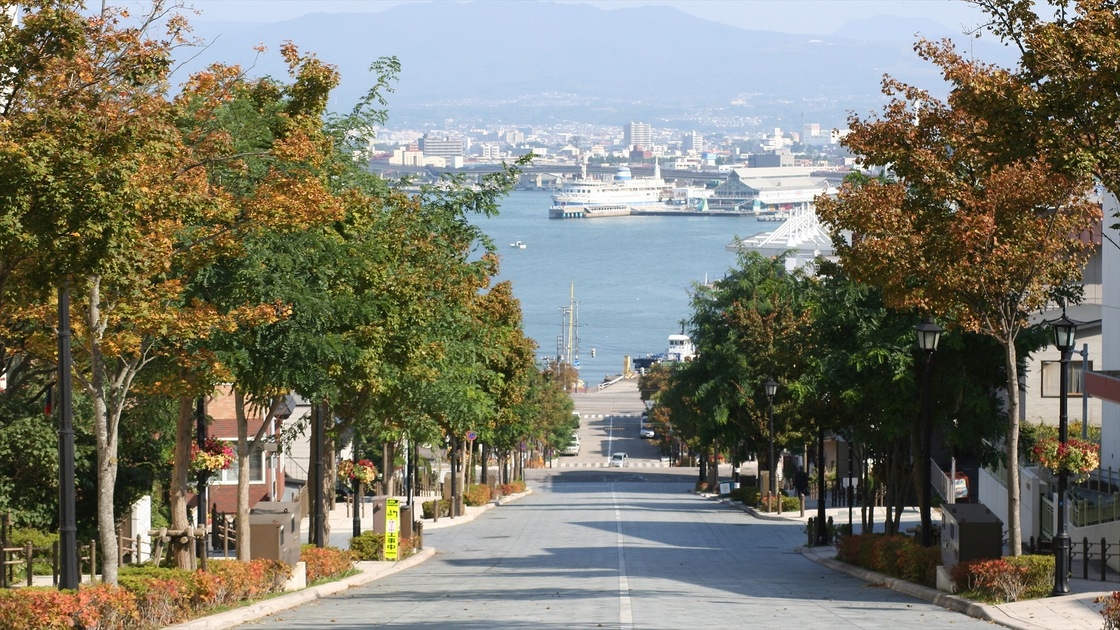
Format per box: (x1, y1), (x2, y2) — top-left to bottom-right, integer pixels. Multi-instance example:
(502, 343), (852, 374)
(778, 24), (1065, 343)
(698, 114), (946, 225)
(182, 0), (991, 35)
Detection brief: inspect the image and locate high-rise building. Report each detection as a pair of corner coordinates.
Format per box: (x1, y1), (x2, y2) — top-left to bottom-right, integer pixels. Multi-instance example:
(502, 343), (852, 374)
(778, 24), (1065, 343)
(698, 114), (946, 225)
(624, 122), (652, 151)
(682, 131), (703, 154)
(419, 134), (465, 158)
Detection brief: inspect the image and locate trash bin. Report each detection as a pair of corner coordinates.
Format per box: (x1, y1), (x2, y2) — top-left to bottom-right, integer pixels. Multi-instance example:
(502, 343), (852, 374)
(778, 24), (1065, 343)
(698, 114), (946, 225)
(941, 503), (1002, 568)
(399, 505), (413, 539)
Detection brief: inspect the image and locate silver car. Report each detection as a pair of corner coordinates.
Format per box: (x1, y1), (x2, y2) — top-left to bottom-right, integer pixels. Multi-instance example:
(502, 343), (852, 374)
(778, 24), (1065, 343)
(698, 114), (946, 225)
(609, 452), (628, 467)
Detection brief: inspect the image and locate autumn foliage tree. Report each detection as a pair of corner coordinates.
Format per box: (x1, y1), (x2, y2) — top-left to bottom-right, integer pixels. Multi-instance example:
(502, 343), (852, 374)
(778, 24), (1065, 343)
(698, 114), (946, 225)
(816, 68), (1100, 554)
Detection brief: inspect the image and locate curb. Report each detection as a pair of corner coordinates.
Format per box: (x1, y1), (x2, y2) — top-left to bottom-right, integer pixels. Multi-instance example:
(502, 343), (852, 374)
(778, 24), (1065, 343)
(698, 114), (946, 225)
(797, 547), (1047, 630)
(421, 487), (534, 530)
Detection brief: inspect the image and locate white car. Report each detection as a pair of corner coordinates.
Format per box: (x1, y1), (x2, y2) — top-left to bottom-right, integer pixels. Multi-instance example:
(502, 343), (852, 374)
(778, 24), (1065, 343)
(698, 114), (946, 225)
(640, 426), (655, 438)
(609, 452), (628, 467)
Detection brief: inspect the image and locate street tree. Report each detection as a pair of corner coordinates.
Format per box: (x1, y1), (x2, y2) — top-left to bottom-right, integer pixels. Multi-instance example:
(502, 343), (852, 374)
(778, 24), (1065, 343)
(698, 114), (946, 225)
(816, 79), (1100, 553)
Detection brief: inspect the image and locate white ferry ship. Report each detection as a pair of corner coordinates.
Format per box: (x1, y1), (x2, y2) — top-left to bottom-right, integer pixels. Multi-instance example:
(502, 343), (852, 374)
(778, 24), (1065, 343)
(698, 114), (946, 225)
(549, 162), (672, 219)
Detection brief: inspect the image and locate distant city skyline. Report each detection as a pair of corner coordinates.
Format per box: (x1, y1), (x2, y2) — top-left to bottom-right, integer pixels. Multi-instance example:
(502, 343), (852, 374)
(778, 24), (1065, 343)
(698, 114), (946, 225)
(183, 0), (991, 36)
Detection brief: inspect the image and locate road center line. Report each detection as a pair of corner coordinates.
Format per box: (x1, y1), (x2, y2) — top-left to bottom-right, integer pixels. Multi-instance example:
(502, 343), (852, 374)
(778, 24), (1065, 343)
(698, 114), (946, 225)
(614, 489), (633, 628)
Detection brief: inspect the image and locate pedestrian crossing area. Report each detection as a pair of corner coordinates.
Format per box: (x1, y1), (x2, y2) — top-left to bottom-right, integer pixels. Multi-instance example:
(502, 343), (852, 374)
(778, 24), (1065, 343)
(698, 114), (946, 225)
(552, 460), (671, 469)
(575, 413), (641, 420)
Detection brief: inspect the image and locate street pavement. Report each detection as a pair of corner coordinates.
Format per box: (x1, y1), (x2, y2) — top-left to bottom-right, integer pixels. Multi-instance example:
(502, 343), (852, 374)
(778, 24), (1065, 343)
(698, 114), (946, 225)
(169, 378), (1115, 629)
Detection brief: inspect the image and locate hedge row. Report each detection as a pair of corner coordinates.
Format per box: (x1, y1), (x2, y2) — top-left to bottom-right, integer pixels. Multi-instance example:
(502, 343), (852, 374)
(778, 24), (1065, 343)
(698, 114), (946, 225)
(421, 481), (528, 518)
(835, 533), (941, 588)
(726, 486), (800, 513)
(0, 545), (355, 629)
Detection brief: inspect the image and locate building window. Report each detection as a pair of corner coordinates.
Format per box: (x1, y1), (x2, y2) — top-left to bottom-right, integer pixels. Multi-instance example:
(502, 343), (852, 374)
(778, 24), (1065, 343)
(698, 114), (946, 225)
(213, 441), (266, 484)
(1040, 360), (1091, 398)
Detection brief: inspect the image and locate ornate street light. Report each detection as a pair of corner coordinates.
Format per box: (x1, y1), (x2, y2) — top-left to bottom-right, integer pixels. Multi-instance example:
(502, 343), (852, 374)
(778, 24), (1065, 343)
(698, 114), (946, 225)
(1051, 312), (1078, 595)
(764, 378), (778, 514)
(914, 317), (942, 547)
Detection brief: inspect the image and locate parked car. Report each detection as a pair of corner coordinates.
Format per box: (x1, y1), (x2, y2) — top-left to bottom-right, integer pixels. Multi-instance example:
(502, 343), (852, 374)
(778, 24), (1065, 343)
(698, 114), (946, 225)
(562, 437), (580, 456)
(609, 452), (628, 467)
(640, 426), (655, 439)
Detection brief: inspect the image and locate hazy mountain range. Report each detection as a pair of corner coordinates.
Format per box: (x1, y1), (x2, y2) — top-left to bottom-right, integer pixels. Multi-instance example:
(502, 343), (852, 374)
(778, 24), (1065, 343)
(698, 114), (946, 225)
(178, 1), (1017, 131)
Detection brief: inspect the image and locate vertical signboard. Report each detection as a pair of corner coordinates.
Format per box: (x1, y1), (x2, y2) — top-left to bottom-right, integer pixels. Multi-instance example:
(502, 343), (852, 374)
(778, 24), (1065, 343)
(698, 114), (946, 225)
(384, 498), (400, 561)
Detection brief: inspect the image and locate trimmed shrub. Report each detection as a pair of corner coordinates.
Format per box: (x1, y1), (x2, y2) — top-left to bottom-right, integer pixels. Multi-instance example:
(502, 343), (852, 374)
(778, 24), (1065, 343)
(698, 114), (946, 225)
(422, 499), (451, 519)
(351, 531), (416, 561)
(498, 480), (527, 496)
(118, 566), (194, 626)
(951, 555), (1053, 603)
(728, 486), (759, 504)
(301, 544), (354, 583)
(350, 532), (386, 561)
(756, 494), (800, 512)
(74, 583), (140, 630)
(0, 588), (81, 630)
(464, 483), (493, 506)
(835, 532), (939, 588)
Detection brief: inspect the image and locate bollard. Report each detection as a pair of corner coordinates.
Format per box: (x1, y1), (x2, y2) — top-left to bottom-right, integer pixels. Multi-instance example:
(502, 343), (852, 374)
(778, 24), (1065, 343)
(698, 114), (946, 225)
(807, 517), (815, 546)
(827, 516), (834, 544)
(415, 521), (423, 550)
(799, 494), (805, 517)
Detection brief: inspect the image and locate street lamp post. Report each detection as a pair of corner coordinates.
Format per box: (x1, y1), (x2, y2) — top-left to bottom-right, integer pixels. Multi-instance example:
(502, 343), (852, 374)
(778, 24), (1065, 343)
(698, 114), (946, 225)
(764, 378), (778, 514)
(816, 425), (827, 545)
(915, 317), (943, 548)
(57, 280), (78, 590)
(1051, 313), (1078, 595)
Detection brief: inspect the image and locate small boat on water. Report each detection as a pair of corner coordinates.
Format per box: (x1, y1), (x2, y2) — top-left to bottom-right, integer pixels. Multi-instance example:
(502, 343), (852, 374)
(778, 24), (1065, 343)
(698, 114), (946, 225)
(510, 240), (526, 249)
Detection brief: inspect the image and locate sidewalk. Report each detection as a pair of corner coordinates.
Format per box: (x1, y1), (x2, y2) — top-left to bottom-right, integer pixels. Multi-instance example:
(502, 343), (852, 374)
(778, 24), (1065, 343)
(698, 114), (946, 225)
(717, 496), (1112, 630)
(170, 489), (533, 630)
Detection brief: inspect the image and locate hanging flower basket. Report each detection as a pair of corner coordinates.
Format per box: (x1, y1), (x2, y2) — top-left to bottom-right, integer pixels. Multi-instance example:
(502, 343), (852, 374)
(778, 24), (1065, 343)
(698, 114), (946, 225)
(190, 438), (235, 474)
(339, 458), (378, 487)
(1031, 437), (1100, 478)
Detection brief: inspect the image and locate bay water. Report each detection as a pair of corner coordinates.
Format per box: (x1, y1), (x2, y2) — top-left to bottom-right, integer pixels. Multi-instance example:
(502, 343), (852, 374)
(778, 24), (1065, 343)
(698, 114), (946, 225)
(472, 190), (770, 387)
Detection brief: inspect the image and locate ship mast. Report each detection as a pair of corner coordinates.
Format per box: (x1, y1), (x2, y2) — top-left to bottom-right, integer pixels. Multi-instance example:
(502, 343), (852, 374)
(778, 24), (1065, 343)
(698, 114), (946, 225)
(557, 281), (580, 369)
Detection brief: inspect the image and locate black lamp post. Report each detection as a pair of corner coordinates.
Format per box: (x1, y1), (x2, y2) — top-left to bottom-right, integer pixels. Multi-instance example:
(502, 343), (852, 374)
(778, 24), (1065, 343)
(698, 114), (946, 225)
(352, 431), (362, 539)
(816, 425), (827, 545)
(196, 396), (208, 559)
(1051, 312), (1078, 595)
(764, 378), (778, 513)
(57, 281), (78, 590)
(915, 317), (942, 547)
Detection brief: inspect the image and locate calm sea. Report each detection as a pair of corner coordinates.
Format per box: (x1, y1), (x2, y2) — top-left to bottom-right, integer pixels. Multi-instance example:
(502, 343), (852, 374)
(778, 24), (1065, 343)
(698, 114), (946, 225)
(471, 190), (770, 387)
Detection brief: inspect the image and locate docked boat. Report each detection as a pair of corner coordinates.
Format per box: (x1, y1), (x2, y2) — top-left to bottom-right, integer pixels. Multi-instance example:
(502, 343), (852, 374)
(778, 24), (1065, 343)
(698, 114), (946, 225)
(510, 240), (527, 249)
(549, 162), (672, 219)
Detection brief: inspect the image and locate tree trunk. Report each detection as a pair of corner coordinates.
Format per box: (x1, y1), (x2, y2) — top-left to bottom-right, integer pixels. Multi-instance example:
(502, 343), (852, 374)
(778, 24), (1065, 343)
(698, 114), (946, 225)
(234, 390), (251, 562)
(320, 403), (334, 544)
(86, 277), (120, 584)
(1004, 339), (1022, 555)
(706, 451), (719, 490)
(169, 396), (195, 568)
